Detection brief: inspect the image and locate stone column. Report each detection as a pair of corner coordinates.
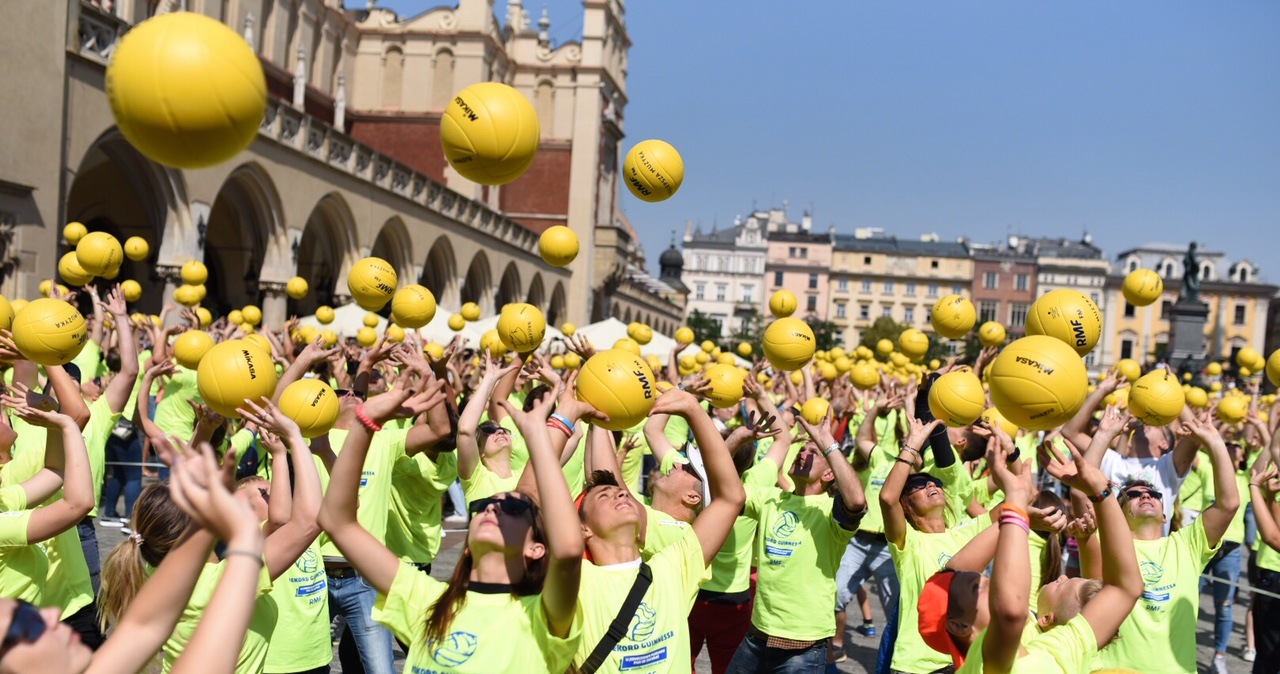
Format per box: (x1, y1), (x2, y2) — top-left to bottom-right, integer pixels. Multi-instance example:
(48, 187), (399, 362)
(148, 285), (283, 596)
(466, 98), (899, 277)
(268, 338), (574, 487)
(258, 280), (289, 329)
(154, 264), (184, 328)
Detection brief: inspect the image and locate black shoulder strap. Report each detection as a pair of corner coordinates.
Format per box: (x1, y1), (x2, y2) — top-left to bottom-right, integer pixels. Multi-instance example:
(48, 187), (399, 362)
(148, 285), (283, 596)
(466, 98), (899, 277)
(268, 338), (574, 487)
(579, 562), (653, 674)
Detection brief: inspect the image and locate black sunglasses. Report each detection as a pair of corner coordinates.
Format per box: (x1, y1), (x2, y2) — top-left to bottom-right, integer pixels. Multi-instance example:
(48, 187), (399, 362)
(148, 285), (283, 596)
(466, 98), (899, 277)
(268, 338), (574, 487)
(478, 424), (509, 436)
(0, 601), (46, 658)
(333, 389), (366, 400)
(1122, 488), (1163, 502)
(468, 496), (533, 517)
(903, 478), (943, 496)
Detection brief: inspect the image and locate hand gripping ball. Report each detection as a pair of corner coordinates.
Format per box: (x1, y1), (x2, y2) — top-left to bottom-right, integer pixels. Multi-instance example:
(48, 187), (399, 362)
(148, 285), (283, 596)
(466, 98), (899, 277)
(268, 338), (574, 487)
(931, 295), (977, 339)
(75, 232), (123, 276)
(762, 318), (816, 372)
(622, 140), (684, 202)
(538, 226), (579, 267)
(440, 82), (539, 185)
(196, 339), (278, 418)
(978, 322), (1006, 347)
(1122, 269), (1163, 307)
(703, 363), (746, 409)
(347, 257), (397, 312)
(171, 330), (215, 370)
(391, 285), (438, 329)
(769, 290), (797, 319)
(106, 12), (266, 169)
(124, 236), (150, 262)
(1128, 370), (1186, 426)
(988, 336), (1089, 431)
(576, 349), (657, 431)
(928, 370), (986, 427)
(12, 298), (89, 366)
(286, 277), (309, 300)
(496, 303), (546, 353)
(801, 398), (831, 425)
(278, 378), (340, 439)
(1025, 289), (1102, 357)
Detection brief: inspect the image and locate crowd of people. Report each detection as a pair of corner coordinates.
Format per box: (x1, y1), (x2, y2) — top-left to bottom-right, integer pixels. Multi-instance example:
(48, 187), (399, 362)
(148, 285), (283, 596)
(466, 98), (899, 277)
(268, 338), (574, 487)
(2, 283), (1279, 674)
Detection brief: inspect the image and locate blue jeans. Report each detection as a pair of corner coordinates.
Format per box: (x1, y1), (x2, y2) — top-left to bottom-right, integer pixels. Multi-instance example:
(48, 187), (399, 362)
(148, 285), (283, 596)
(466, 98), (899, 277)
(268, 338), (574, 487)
(101, 430), (142, 519)
(327, 571), (395, 674)
(76, 517), (101, 595)
(1203, 543), (1242, 654)
(835, 534), (899, 617)
(727, 631), (827, 674)
(1246, 502), (1258, 548)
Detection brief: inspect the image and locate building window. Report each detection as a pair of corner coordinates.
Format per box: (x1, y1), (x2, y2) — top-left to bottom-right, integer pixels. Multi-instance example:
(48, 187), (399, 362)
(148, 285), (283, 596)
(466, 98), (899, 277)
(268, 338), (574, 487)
(882, 305), (893, 318)
(1085, 352), (1096, 368)
(1234, 304), (1247, 326)
(983, 272), (998, 289)
(1124, 302), (1135, 318)
(715, 285), (727, 301)
(695, 283), (705, 301)
(931, 260), (939, 269)
(927, 283), (939, 298)
(1160, 300), (1171, 319)
(1120, 338), (1134, 360)
(861, 279), (872, 293)
(1010, 303), (1029, 327)
(905, 282), (916, 296)
(979, 301), (998, 323)
(859, 305), (870, 320)
(773, 271), (784, 287)
(836, 303), (847, 319)
(807, 296), (818, 312)
(741, 285), (754, 303)
(884, 281), (895, 294)
(1127, 259), (1138, 273)
(952, 285), (964, 296)
(904, 306), (915, 323)
(808, 273), (819, 290)
(788, 246), (808, 259)
(1015, 274), (1028, 291)
(837, 278), (849, 292)
(864, 256), (872, 265)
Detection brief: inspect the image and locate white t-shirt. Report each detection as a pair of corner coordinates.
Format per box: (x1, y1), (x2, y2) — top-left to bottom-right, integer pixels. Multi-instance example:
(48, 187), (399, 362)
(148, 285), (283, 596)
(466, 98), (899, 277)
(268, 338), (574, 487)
(1100, 449), (1188, 534)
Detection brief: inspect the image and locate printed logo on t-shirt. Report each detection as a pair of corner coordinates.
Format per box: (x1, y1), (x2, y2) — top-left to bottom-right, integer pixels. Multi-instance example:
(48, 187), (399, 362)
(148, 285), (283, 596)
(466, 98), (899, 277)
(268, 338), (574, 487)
(614, 601), (672, 670)
(295, 548), (320, 574)
(771, 511), (800, 538)
(629, 602), (658, 641)
(1139, 561), (1172, 607)
(937, 552), (954, 569)
(764, 511), (802, 562)
(429, 631), (478, 667)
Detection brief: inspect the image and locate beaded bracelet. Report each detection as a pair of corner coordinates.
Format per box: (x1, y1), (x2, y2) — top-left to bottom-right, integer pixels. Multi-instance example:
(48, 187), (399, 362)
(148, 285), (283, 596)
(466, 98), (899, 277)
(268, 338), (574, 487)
(355, 404), (382, 432)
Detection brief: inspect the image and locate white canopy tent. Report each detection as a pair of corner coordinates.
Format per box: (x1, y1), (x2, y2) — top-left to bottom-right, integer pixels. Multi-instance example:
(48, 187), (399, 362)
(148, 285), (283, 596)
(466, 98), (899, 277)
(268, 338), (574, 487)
(297, 302), (386, 336)
(574, 318), (682, 359)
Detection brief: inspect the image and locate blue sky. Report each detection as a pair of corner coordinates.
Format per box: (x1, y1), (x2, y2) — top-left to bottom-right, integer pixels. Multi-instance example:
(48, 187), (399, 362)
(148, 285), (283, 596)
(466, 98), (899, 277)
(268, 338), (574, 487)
(356, 1), (1280, 278)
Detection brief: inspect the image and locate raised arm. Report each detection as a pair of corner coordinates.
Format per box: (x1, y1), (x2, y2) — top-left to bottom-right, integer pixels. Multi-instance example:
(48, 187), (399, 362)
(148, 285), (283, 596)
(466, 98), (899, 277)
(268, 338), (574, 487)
(46, 364), (90, 430)
(981, 438), (1033, 672)
(100, 285), (140, 414)
(1083, 405), (1132, 469)
(6, 404), (93, 543)
(1185, 414), (1240, 547)
(743, 376), (792, 469)
(1063, 370), (1123, 451)
(880, 417), (942, 548)
(643, 413), (678, 468)
(487, 351), (527, 424)
(272, 337), (340, 403)
(456, 356), (519, 480)
(796, 410), (867, 524)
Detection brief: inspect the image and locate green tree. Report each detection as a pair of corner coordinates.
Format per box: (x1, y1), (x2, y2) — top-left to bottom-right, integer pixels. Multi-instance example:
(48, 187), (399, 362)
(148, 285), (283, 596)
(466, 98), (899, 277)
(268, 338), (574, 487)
(858, 316), (954, 364)
(806, 318), (844, 352)
(685, 309), (722, 345)
(730, 309), (767, 354)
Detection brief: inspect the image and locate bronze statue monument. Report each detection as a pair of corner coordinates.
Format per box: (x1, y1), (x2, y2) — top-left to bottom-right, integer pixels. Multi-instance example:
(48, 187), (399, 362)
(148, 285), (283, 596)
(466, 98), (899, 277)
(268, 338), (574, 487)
(1180, 242), (1201, 303)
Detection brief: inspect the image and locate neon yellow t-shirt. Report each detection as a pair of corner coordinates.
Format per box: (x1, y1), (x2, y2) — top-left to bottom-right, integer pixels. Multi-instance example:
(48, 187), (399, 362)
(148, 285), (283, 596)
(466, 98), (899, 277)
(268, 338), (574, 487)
(702, 459), (775, 595)
(152, 365), (200, 441)
(1028, 531), (1047, 613)
(263, 539), (331, 673)
(0, 509), (48, 604)
(162, 560), (276, 673)
(1097, 517), (1219, 674)
(1179, 456), (1214, 514)
(889, 517), (992, 673)
(386, 451), (457, 564)
(1255, 490), (1280, 572)
(641, 503), (692, 560)
(319, 427), (408, 559)
(1223, 471), (1250, 545)
(856, 443), (899, 535)
(461, 459), (519, 509)
(372, 559), (581, 674)
(575, 529), (710, 673)
(71, 340), (102, 389)
(84, 396), (121, 518)
(0, 485), (25, 511)
(744, 457), (859, 641)
(957, 613), (1099, 673)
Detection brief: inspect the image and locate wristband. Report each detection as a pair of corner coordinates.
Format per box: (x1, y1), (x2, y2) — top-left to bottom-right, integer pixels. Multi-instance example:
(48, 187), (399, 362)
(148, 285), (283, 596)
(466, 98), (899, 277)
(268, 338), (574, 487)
(355, 404), (383, 433)
(223, 548), (265, 567)
(999, 503), (1029, 521)
(998, 514), (1031, 534)
(823, 442), (842, 457)
(546, 418), (573, 437)
(550, 413), (577, 431)
(1086, 486), (1114, 503)
(900, 446), (922, 463)
(894, 456), (915, 467)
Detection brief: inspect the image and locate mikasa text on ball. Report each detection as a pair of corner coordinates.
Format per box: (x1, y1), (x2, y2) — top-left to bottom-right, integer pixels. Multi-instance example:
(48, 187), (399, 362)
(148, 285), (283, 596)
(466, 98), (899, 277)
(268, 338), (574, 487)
(278, 379), (340, 438)
(928, 370), (986, 427)
(623, 140), (684, 203)
(106, 12), (266, 168)
(538, 226), (579, 267)
(576, 349), (656, 431)
(1025, 289), (1102, 357)
(12, 298), (88, 366)
(347, 257), (397, 311)
(931, 295), (976, 339)
(391, 284), (438, 329)
(197, 340), (278, 418)
(1122, 269), (1163, 307)
(988, 335), (1088, 431)
(762, 317), (815, 372)
(496, 303), (546, 352)
(1128, 370), (1185, 426)
(441, 82), (539, 185)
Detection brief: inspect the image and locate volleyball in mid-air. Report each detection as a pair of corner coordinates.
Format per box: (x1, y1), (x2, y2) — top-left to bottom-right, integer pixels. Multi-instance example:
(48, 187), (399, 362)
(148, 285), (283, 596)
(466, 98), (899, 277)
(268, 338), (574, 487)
(1268, 349), (1280, 387)
(800, 398), (831, 426)
(978, 321), (1006, 347)
(172, 330), (215, 370)
(106, 12), (266, 169)
(391, 284), (437, 329)
(496, 302), (546, 353)
(196, 340), (278, 418)
(75, 232), (123, 276)
(1115, 358), (1141, 383)
(1121, 269), (1163, 307)
(980, 407), (1018, 438)
(241, 305), (262, 327)
(286, 277), (309, 300)
(576, 349), (657, 431)
(315, 306), (335, 324)
(124, 236), (150, 261)
(931, 295), (976, 339)
(988, 336), (1089, 431)
(769, 290), (797, 318)
(703, 363), (746, 409)
(561, 322), (576, 337)
(899, 328), (929, 361)
(538, 226), (579, 267)
(58, 253), (93, 287)
(1025, 290), (1102, 357)
(461, 302), (481, 321)
(447, 313), (466, 331)
(63, 222), (88, 245)
(440, 82), (539, 185)
(1217, 395), (1248, 423)
(278, 378), (340, 438)
(928, 370), (986, 427)
(12, 299), (88, 366)
(762, 318), (816, 372)
(622, 139), (684, 203)
(356, 327), (377, 347)
(347, 257), (397, 311)
(675, 327), (695, 344)
(1128, 370), (1186, 426)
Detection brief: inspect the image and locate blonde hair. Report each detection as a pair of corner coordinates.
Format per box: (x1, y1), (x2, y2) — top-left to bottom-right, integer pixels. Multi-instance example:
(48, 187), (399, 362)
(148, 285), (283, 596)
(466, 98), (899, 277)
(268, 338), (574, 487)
(98, 484), (191, 631)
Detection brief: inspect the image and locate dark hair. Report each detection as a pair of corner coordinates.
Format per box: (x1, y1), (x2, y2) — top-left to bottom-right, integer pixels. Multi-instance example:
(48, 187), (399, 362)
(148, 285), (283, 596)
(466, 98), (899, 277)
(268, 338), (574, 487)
(959, 428), (989, 463)
(523, 385), (551, 412)
(422, 492), (545, 647)
(1117, 478), (1157, 501)
(731, 441), (756, 477)
(578, 470), (621, 521)
(1032, 490), (1065, 587)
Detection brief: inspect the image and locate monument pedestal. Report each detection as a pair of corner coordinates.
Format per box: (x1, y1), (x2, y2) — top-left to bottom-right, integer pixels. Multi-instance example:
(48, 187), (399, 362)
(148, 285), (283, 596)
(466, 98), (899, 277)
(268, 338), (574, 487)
(1168, 300), (1209, 376)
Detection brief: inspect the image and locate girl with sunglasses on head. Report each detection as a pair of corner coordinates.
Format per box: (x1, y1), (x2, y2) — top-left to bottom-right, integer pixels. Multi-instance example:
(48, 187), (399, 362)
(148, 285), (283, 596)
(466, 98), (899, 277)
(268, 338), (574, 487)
(456, 354), (523, 509)
(0, 439), (268, 674)
(318, 370), (583, 673)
